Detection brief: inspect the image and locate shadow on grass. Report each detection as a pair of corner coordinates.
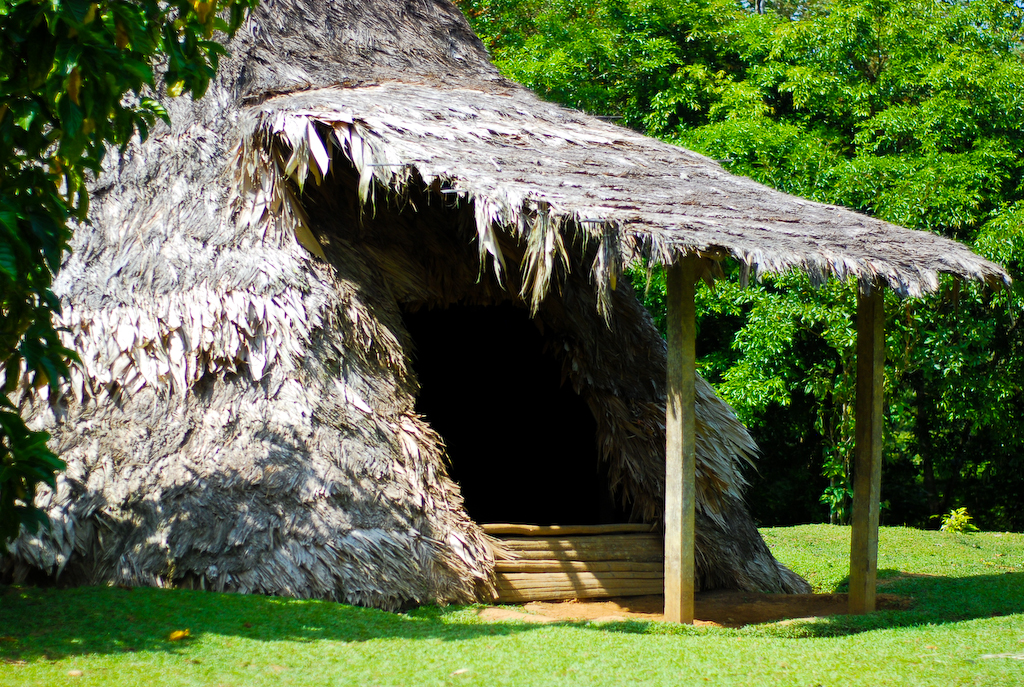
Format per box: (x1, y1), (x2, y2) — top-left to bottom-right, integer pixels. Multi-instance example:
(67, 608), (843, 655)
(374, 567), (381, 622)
(2, 570), (1021, 661)
(0, 584), (561, 663)
(541, 570), (1024, 638)
(681, 568), (1024, 639)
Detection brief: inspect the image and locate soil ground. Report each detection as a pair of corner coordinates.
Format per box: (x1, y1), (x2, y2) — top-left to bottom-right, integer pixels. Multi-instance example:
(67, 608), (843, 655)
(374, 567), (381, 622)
(475, 592), (913, 627)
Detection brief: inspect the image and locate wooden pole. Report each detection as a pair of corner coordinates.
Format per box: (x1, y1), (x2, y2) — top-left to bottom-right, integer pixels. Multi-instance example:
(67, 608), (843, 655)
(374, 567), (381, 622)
(849, 283), (885, 614)
(665, 255), (700, 624)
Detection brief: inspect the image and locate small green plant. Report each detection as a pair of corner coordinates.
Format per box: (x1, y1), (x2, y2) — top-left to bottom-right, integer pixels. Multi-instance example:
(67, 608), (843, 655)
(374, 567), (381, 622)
(819, 483), (852, 525)
(940, 507), (979, 533)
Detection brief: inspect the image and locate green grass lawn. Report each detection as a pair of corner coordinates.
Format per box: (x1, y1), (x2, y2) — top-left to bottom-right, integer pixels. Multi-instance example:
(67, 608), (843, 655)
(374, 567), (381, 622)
(2, 525), (1023, 686)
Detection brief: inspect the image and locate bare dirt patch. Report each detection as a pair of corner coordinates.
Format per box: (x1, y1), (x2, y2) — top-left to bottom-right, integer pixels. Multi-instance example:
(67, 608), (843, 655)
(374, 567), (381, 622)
(508, 592), (912, 627)
(473, 607), (557, 623)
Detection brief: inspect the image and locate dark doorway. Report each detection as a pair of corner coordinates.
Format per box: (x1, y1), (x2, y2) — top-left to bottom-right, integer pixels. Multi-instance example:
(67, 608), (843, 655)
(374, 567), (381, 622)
(402, 303), (627, 524)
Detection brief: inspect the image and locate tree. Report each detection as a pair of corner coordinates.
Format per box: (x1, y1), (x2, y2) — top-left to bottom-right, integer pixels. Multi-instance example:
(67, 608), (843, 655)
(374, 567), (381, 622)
(459, 0), (1024, 529)
(656, 0), (1024, 529)
(454, 0), (737, 128)
(0, 0), (256, 548)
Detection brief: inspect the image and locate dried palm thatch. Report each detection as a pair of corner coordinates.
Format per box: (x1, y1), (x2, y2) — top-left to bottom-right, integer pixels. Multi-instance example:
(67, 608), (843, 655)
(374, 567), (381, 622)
(244, 83), (1008, 317)
(3, 0), (1006, 607)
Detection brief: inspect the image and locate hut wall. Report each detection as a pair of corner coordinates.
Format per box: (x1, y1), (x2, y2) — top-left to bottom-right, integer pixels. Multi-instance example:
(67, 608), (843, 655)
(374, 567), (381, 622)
(2, 93), (496, 610)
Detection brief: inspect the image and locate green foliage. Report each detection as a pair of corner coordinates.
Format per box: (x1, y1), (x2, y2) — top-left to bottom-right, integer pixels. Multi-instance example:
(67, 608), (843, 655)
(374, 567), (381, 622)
(701, 0), (1024, 530)
(0, 0), (256, 549)
(940, 507), (979, 534)
(663, 0), (1024, 241)
(455, 0), (737, 128)
(464, 0), (1024, 529)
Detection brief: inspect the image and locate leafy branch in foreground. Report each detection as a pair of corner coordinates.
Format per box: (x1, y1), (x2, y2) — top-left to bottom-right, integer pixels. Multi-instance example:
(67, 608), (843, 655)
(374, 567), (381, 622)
(0, 0), (256, 549)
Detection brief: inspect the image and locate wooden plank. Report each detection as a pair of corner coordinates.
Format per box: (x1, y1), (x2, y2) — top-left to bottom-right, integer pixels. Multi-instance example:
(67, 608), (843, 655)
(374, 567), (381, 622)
(495, 585), (664, 602)
(494, 560), (664, 573)
(497, 573), (666, 587)
(849, 285), (885, 614)
(483, 523), (657, 536)
(497, 534), (663, 561)
(497, 573), (663, 589)
(495, 582), (665, 603)
(665, 256), (699, 624)
(495, 571), (665, 602)
(498, 534), (662, 550)
(502, 550), (662, 562)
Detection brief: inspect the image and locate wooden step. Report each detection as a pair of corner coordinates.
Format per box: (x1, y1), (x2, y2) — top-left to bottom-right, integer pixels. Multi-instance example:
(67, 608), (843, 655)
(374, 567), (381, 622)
(496, 534), (663, 562)
(495, 571), (664, 603)
(494, 559), (664, 574)
(483, 523), (658, 536)
(485, 524), (665, 603)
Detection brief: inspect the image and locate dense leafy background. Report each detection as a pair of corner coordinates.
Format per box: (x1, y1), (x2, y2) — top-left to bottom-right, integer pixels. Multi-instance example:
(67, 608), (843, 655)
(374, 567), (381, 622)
(0, 0), (255, 548)
(456, 0), (1024, 530)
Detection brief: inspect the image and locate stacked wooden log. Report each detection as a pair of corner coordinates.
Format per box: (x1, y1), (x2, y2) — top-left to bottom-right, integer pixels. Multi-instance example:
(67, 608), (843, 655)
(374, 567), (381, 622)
(485, 523), (664, 603)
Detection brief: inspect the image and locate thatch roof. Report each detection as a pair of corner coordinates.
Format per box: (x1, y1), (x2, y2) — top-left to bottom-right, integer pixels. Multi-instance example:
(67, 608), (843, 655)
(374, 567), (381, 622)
(246, 83), (1009, 321)
(221, 0), (1008, 306)
(6, 0), (1004, 607)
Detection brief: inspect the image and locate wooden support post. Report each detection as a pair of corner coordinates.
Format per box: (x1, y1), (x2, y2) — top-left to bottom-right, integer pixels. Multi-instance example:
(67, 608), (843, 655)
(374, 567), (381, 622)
(665, 255), (700, 624)
(849, 284), (885, 615)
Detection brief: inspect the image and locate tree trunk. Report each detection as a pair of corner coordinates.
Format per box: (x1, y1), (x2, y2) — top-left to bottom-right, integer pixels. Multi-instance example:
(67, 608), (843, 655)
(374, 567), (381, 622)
(914, 371), (941, 523)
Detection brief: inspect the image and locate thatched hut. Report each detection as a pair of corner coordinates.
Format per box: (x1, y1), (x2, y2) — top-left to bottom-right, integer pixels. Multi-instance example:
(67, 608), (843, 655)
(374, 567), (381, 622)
(3, 0), (1006, 610)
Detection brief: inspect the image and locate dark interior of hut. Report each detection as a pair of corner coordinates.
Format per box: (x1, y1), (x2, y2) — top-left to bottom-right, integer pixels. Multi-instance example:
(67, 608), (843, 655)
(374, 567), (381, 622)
(402, 302), (629, 525)
(305, 159), (630, 525)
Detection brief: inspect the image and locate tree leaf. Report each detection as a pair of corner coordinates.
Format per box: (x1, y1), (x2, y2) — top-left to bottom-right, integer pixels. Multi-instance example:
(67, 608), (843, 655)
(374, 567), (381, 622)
(0, 240), (18, 279)
(63, 0), (93, 23)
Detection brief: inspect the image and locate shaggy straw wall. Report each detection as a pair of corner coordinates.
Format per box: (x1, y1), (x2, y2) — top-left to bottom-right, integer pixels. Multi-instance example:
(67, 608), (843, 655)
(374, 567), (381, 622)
(5, 0), (1005, 606)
